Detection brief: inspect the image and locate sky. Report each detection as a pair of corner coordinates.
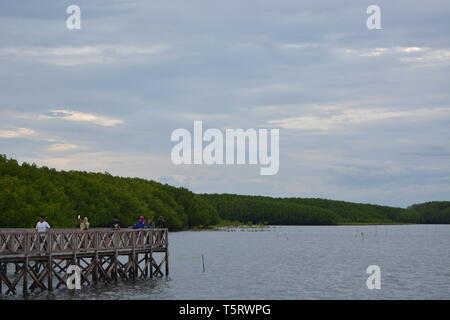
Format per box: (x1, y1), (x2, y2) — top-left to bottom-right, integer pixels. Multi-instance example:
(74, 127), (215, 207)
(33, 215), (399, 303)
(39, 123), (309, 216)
(1, 0), (449, 207)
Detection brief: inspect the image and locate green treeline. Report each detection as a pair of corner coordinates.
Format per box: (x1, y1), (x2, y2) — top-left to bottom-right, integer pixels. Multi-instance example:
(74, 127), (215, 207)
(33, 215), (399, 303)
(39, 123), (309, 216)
(408, 201), (450, 224)
(201, 194), (429, 225)
(0, 155), (220, 230)
(1, 155), (449, 229)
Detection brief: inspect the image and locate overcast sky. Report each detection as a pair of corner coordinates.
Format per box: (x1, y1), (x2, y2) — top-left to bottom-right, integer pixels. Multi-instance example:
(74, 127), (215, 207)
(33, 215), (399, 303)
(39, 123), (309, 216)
(1, 0), (449, 207)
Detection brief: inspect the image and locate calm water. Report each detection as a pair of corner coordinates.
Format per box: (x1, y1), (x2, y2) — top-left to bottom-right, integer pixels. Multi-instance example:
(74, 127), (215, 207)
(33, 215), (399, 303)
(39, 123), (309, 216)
(6, 225), (450, 300)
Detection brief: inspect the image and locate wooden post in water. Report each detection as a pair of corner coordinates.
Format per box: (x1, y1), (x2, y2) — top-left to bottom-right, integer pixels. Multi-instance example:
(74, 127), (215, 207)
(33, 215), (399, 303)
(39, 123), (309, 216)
(149, 247), (153, 278)
(93, 232), (99, 284)
(114, 249), (118, 283)
(202, 254), (205, 273)
(0, 262), (3, 294)
(149, 230), (154, 278)
(132, 231), (136, 280)
(93, 251), (99, 284)
(165, 230), (169, 277)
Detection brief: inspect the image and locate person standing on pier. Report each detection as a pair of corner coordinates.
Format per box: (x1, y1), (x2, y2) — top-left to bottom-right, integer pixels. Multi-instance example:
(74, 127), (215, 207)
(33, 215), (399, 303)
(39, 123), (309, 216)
(107, 216), (123, 239)
(79, 217), (90, 250)
(36, 216), (50, 233)
(155, 216), (167, 244)
(146, 219), (156, 230)
(80, 216), (90, 231)
(133, 216), (147, 229)
(156, 216), (167, 229)
(111, 217), (122, 231)
(36, 216), (51, 251)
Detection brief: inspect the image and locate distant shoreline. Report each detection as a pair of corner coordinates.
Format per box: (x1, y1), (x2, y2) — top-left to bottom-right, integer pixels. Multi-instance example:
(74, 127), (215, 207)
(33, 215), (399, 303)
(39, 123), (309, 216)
(1, 155), (449, 230)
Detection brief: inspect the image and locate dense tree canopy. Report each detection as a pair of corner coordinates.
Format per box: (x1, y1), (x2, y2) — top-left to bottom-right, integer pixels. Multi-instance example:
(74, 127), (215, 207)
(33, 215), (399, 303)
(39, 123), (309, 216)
(408, 201), (450, 224)
(0, 155), (220, 229)
(201, 194), (427, 225)
(1, 155), (448, 229)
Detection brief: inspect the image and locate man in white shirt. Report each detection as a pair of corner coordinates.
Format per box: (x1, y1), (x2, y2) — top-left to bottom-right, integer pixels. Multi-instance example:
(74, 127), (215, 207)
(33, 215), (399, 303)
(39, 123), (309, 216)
(36, 216), (51, 252)
(36, 216), (51, 233)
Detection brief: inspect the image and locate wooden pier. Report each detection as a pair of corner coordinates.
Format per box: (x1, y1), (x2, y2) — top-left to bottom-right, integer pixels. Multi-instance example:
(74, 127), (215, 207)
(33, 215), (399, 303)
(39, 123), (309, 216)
(0, 228), (169, 295)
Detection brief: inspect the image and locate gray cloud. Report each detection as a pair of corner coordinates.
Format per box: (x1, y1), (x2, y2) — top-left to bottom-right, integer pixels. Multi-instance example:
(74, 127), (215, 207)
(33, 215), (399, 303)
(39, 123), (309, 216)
(1, 0), (449, 207)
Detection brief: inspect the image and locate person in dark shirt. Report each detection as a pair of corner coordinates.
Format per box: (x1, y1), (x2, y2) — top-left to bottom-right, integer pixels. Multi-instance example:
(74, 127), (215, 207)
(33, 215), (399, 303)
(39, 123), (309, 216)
(111, 217), (123, 230)
(155, 216), (167, 245)
(156, 216), (167, 229)
(107, 217), (123, 239)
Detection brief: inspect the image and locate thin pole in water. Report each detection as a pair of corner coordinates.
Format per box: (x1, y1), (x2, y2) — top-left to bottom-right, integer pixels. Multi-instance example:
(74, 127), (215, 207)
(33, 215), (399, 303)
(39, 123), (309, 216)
(201, 254), (205, 272)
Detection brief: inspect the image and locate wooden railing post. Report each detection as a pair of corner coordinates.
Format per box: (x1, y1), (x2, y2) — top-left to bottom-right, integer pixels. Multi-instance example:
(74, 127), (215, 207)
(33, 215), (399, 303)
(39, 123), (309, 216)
(93, 231), (99, 284)
(36, 232), (40, 255)
(73, 232), (77, 265)
(149, 230), (153, 278)
(95, 231), (99, 249)
(47, 231), (51, 255)
(132, 231), (136, 279)
(114, 249), (118, 283)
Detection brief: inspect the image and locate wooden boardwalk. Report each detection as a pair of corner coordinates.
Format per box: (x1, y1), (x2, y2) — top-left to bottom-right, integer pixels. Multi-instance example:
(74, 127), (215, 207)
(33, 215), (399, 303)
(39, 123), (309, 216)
(0, 228), (169, 295)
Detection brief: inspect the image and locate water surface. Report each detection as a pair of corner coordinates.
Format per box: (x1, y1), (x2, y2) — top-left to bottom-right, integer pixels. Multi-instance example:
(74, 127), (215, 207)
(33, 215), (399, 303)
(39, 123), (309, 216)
(6, 225), (450, 300)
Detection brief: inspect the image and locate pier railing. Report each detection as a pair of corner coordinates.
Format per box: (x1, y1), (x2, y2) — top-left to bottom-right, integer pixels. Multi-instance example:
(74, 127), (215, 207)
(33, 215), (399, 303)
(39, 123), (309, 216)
(0, 228), (168, 258)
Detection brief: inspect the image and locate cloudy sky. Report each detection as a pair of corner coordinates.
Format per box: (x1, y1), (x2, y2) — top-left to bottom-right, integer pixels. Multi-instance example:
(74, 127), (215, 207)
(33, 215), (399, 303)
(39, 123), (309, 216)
(1, 0), (449, 207)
